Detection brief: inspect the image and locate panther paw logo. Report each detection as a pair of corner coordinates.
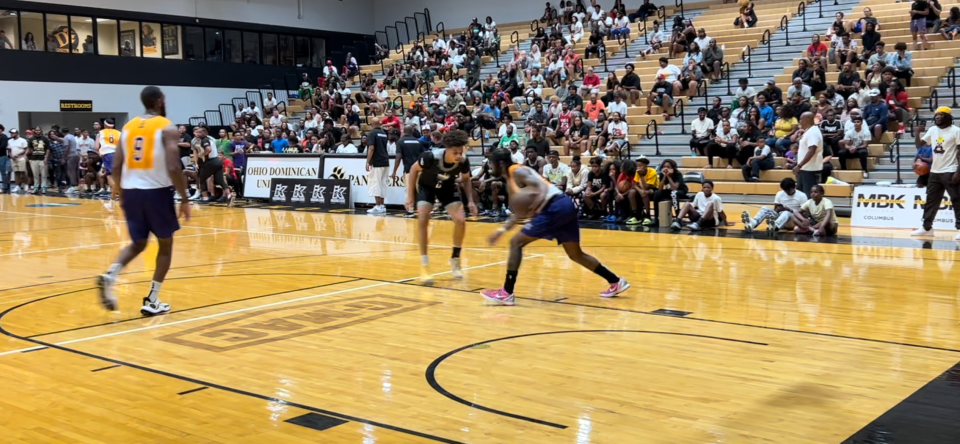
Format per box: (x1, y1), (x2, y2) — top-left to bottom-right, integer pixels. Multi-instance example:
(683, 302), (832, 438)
(329, 166), (345, 180)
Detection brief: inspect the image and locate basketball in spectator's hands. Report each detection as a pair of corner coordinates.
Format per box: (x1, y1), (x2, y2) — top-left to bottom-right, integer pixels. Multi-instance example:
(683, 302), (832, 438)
(914, 160), (930, 176)
(616, 180), (631, 194)
(510, 189), (544, 219)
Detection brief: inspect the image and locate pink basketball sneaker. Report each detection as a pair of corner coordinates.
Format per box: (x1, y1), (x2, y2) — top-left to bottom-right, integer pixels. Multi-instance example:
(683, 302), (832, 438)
(480, 288), (515, 306)
(600, 278), (630, 298)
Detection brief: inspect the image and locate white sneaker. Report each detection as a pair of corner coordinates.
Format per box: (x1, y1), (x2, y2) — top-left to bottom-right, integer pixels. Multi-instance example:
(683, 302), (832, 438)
(688, 222), (701, 231)
(374, 205), (387, 214)
(450, 257), (463, 279)
(420, 264), (434, 284)
(954, 232), (960, 241)
(10, 185), (19, 193)
(910, 227), (934, 237)
(173, 193), (181, 201)
(140, 298), (171, 316)
(96, 274), (118, 311)
(65, 186), (76, 194)
(367, 206), (379, 213)
(188, 190), (200, 201)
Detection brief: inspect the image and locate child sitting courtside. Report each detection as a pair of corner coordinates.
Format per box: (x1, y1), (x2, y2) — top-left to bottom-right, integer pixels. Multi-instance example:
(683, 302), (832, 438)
(672, 179), (724, 231)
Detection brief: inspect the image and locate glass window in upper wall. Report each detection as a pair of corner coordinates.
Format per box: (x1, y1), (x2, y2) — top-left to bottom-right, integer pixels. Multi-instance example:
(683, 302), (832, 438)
(311, 38), (325, 67)
(119, 20), (140, 56)
(70, 17), (94, 54)
(19, 12), (42, 51)
(0, 10), (19, 50)
(161, 24), (181, 59)
(183, 26), (203, 61)
(205, 28), (222, 62)
(278, 34), (293, 66)
(45, 14), (69, 52)
(141, 22), (160, 58)
(295, 36), (309, 67)
(262, 33), (277, 65)
(96, 18), (117, 55)
(224, 30), (241, 63)
(242, 31), (259, 64)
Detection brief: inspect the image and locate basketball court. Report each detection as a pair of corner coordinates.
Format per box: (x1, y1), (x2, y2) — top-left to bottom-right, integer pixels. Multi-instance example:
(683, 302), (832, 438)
(1, 194), (959, 443)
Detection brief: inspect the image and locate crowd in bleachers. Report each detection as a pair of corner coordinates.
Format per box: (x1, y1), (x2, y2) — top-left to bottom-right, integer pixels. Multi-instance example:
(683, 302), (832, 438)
(15, 0), (951, 239)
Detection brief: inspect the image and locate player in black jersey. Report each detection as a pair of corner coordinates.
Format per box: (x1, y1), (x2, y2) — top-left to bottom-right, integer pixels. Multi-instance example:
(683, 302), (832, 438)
(405, 130), (478, 284)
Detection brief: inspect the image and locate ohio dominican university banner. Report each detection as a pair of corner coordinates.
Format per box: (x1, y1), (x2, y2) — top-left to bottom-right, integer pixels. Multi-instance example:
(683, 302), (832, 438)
(269, 178), (351, 209)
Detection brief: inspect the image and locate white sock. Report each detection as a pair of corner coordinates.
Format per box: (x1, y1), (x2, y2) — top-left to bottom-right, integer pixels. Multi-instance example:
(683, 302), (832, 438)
(147, 280), (162, 303)
(421, 255), (429, 266)
(106, 263), (122, 278)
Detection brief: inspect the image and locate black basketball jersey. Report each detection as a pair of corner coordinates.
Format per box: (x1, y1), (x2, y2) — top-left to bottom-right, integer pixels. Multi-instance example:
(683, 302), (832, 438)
(417, 148), (471, 190)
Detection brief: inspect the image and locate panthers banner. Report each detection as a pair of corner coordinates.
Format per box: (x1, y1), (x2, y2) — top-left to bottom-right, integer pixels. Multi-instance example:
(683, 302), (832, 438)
(269, 178), (351, 209)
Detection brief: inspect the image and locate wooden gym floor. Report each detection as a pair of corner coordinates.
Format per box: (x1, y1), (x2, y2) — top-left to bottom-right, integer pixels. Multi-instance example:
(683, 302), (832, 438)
(1, 194), (959, 444)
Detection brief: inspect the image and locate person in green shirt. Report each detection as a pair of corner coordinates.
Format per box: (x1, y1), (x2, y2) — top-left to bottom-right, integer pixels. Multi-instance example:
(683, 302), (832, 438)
(217, 129), (233, 160)
(498, 125), (521, 149)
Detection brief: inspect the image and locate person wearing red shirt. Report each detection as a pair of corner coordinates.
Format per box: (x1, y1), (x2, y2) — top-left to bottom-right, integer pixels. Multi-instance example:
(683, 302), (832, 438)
(381, 108), (402, 135)
(579, 66), (602, 97)
(885, 81), (911, 131)
(549, 102), (575, 145)
(806, 34), (829, 66)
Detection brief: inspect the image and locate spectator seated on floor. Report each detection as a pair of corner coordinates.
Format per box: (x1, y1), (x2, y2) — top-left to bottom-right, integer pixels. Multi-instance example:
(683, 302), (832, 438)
(794, 184), (839, 236)
(672, 179), (723, 231)
(741, 177), (808, 233)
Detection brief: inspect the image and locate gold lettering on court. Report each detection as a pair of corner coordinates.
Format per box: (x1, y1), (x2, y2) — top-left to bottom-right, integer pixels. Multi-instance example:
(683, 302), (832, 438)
(157, 295), (438, 352)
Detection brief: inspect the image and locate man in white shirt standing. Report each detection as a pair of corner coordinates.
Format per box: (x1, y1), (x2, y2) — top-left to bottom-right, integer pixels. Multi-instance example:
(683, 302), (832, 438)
(742, 177), (808, 233)
(912, 106), (960, 239)
(793, 111), (823, 198)
(7, 129), (29, 193)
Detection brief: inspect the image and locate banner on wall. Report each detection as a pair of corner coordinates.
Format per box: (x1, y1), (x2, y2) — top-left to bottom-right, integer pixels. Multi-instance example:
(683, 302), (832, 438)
(269, 178), (350, 209)
(141, 24), (158, 55)
(162, 25), (179, 56)
(322, 156), (406, 206)
(243, 154), (323, 199)
(50, 25), (78, 53)
(850, 185), (957, 230)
